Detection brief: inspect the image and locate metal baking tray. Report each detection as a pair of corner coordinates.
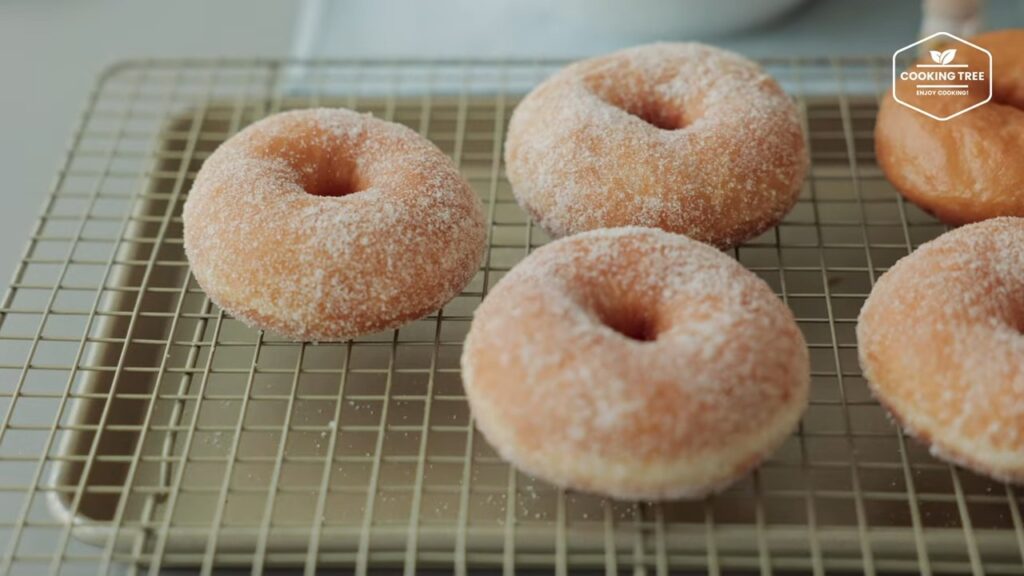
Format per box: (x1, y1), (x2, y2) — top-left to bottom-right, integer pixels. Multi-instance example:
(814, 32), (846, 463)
(0, 58), (1021, 575)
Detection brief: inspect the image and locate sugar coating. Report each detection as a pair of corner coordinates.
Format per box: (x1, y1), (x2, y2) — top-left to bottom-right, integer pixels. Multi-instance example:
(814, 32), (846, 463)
(504, 43), (808, 248)
(461, 227), (810, 499)
(857, 217), (1024, 483)
(183, 108), (486, 341)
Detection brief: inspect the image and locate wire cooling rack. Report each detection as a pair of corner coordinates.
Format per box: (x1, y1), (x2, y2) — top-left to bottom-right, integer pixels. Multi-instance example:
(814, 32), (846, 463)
(1, 57), (1022, 576)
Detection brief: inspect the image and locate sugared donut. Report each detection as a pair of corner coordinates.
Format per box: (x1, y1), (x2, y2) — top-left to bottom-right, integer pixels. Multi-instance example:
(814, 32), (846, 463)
(858, 217), (1024, 483)
(504, 43), (807, 248)
(461, 227), (809, 499)
(876, 29), (1024, 225)
(183, 108), (486, 341)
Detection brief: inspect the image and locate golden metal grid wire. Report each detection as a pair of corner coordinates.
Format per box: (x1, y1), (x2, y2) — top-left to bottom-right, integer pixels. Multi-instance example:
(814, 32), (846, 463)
(0, 57), (1022, 575)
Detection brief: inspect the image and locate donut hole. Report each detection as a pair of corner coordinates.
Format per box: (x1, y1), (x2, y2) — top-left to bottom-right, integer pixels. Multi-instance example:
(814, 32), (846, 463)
(993, 88), (1024, 112)
(622, 103), (688, 131)
(305, 166), (367, 198)
(1009, 306), (1024, 335)
(585, 75), (691, 131)
(602, 95), (690, 131)
(595, 306), (660, 342)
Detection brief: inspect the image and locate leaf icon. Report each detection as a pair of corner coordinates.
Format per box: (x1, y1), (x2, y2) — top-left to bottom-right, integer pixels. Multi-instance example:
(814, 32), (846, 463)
(930, 50), (944, 64)
(941, 48), (957, 64)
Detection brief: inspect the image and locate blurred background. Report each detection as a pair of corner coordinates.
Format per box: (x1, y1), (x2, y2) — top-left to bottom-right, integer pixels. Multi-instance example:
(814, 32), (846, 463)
(1, 0), (1023, 282)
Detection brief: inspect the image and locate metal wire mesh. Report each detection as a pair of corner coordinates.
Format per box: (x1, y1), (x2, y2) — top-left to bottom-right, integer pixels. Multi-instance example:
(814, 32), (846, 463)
(1, 57), (1023, 575)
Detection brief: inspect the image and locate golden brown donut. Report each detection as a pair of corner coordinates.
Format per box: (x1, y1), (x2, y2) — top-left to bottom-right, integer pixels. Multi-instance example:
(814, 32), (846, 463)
(183, 108), (486, 341)
(461, 227), (809, 499)
(504, 43), (808, 248)
(858, 217), (1024, 482)
(876, 29), (1024, 225)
